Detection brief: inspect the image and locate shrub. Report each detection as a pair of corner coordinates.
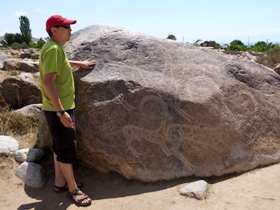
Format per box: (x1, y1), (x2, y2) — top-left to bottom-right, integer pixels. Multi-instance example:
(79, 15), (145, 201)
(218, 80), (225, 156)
(29, 40), (45, 49)
(11, 42), (22, 50)
(167, 34), (176, 40)
(255, 46), (280, 73)
(227, 40), (248, 51)
(21, 42), (28, 49)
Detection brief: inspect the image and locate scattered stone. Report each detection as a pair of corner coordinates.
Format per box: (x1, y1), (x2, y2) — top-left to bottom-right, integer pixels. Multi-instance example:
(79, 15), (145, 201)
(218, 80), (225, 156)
(15, 161), (45, 189)
(18, 59), (39, 73)
(15, 148), (44, 163)
(0, 54), (7, 70)
(19, 51), (31, 59)
(179, 180), (208, 200)
(0, 72), (41, 109)
(274, 63), (280, 74)
(3, 58), (18, 71)
(13, 104), (42, 116)
(10, 49), (19, 56)
(0, 135), (19, 156)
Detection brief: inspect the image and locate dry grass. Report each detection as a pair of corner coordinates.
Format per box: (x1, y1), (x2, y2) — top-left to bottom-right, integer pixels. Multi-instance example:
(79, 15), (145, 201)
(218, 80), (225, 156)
(256, 46), (280, 74)
(0, 106), (39, 149)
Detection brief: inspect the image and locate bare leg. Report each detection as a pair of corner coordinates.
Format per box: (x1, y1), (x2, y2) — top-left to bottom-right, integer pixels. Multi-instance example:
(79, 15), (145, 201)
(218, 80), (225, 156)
(53, 154), (66, 187)
(54, 154), (91, 205)
(58, 161), (77, 192)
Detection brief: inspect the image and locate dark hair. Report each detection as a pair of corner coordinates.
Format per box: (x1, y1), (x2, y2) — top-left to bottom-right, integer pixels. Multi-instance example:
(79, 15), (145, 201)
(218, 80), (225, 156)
(47, 29), (53, 37)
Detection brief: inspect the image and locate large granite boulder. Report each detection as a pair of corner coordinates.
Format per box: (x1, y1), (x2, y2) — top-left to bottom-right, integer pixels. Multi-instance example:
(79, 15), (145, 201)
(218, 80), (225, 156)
(0, 72), (41, 109)
(42, 24), (280, 182)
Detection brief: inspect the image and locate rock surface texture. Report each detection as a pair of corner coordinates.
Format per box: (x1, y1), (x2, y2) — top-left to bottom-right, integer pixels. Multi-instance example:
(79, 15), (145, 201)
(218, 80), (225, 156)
(0, 72), (41, 109)
(15, 161), (45, 188)
(43, 24), (280, 182)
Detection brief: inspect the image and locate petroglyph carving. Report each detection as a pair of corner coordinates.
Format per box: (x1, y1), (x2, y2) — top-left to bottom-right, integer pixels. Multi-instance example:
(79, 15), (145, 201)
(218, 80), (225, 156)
(122, 94), (229, 169)
(123, 121), (194, 169)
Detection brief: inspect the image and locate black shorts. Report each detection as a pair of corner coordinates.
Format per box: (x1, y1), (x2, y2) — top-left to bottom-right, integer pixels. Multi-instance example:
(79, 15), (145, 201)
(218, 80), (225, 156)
(44, 109), (77, 164)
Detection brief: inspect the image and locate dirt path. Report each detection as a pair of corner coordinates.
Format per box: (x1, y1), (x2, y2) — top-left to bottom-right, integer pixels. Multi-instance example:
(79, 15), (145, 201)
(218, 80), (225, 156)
(1, 160), (280, 210)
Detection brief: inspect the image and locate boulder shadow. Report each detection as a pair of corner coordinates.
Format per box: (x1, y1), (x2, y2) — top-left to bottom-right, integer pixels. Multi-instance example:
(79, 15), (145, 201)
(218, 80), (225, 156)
(16, 157), (201, 209)
(73, 65), (96, 80)
(15, 149), (247, 209)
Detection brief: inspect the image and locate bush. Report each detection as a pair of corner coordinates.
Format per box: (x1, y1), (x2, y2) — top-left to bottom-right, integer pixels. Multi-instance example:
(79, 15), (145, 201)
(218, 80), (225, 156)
(11, 42), (22, 50)
(21, 42), (28, 49)
(29, 40), (45, 49)
(36, 40), (46, 48)
(227, 40), (248, 51)
(167, 34), (176, 40)
(255, 46), (280, 72)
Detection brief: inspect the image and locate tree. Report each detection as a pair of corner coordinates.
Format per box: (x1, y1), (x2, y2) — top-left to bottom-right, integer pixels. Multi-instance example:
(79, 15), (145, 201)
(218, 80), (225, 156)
(209, 40), (221, 49)
(250, 41), (277, 52)
(167, 34), (176, 40)
(227, 39), (248, 51)
(19, 16), (32, 45)
(4, 33), (15, 45)
(4, 33), (22, 45)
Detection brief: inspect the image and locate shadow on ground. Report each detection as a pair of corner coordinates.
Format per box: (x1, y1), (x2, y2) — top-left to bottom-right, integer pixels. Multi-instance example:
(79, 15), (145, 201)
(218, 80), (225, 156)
(16, 152), (249, 210)
(15, 158), (189, 210)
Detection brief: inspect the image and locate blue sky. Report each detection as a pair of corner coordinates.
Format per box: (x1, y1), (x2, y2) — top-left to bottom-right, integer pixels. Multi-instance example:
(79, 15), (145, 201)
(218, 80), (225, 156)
(1, 0), (280, 44)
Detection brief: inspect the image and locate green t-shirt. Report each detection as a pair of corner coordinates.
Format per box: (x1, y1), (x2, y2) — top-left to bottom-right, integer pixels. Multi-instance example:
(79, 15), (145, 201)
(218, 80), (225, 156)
(39, 40), (75, 111)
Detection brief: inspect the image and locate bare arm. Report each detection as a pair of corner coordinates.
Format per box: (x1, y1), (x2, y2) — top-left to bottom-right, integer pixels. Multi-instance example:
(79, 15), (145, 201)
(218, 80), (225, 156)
(44, 73), (74, 128)
(69, 58), (96, 69)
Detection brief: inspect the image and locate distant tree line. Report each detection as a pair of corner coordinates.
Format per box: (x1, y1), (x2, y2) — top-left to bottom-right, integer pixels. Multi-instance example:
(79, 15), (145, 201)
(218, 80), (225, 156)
(223, 39), (278, 52)
(1, 16), (45, 49)
(166, 35), (280, 53)
(166, 34), (280, 75)
(2, 19), (280, 71)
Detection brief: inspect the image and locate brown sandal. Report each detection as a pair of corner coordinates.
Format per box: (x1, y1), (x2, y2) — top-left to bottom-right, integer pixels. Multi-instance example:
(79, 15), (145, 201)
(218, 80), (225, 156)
(67, 189), (92, 207)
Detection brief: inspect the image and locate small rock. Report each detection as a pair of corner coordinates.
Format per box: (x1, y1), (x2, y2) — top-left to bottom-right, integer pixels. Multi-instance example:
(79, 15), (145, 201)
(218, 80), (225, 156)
(13, 104), (42, 116)
(15, 148), (44, 163)
(0, 135), (19, 156)
(15, 161), (45, 188)
(179, 180), (208, 200)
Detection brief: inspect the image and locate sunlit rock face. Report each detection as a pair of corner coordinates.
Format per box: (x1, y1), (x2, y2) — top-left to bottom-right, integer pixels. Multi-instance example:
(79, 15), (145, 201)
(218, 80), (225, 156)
(50, 24), (280, 181)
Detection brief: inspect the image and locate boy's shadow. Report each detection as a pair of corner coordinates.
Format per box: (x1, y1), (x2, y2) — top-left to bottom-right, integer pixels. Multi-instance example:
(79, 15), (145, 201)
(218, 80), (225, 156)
(16, 150), (73, 210)
(17, 187), (72, 209)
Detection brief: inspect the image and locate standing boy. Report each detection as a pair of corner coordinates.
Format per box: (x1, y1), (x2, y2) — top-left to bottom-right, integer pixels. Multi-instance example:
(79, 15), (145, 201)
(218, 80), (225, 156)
(40, 14), (95, 207)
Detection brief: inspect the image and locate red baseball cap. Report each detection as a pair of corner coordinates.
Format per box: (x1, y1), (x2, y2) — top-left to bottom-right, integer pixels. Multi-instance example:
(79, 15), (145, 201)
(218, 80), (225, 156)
(46, 15), (76, 31)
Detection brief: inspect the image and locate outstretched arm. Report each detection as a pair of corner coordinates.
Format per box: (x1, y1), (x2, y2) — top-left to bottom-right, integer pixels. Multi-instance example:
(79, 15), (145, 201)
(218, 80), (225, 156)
(69, 58), (96, 69)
